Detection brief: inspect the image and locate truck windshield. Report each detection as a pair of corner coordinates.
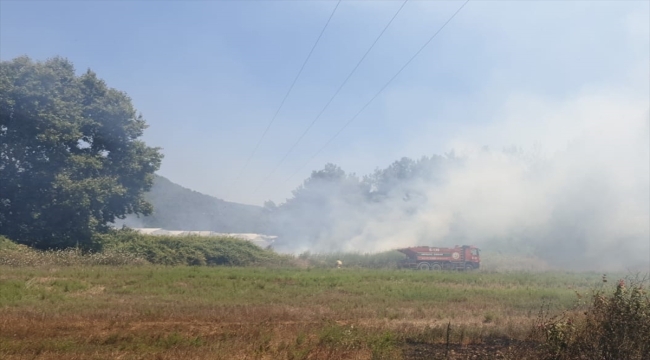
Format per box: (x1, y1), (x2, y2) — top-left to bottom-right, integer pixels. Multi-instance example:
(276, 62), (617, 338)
(471, 249), (479, 256)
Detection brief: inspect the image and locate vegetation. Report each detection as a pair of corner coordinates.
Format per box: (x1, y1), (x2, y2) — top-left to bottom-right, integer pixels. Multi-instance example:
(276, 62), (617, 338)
(0, 53), (645, 359)
(2, 237), (646, 358)
(298, 250), (553, 272)
(1, 231), (292, 267)
(0, 235), (147, 266)
(299, 250), (407, 269)
(533, 275), (650, 360)
(0, 264), (617, 359)
(0, 56), (163, 250)
(100, 228), (293, 266)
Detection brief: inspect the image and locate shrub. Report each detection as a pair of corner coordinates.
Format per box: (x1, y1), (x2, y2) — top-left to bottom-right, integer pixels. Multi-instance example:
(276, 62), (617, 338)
(533, 275), (650, 360)
(99, 228), (294, 267)
(1, 230), (295, 267)
(0, 235), (147, 266)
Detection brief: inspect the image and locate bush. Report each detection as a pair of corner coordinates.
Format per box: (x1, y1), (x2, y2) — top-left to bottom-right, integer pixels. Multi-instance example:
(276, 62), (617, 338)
(99, 228), (294, 267)
(0, 235), (147, 266)
(1, 230), (295, 267)
(534, 275), (650, 360)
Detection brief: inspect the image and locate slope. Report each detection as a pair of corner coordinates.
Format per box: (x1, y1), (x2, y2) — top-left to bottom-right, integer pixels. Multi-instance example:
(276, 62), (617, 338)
(116, 175), (269, 233)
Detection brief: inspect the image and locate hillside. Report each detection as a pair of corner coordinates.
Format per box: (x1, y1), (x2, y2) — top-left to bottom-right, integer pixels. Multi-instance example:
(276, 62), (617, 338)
(116, 175), (270, 233)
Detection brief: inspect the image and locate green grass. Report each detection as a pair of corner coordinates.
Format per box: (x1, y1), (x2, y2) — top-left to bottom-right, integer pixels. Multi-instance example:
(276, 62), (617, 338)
(0, 265), (637, 359)
(300, 250), (407, 269)
(1, 233), (643, 359)
(0, 266), (610, 310)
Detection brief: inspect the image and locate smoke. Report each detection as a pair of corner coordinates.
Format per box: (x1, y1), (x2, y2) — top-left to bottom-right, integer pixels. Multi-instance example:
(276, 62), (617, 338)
(271, 83), (649, 272)
(246, 1), (650, 272)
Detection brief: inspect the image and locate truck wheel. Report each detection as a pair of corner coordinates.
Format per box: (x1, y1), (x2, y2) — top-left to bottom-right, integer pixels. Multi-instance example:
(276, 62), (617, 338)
(417, 262), (430, 270)
(465, 264), (474, 271)
(430, 263), (442, 271)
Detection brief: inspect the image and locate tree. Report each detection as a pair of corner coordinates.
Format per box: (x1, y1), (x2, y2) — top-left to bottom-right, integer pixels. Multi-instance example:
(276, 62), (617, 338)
(0, 56), (163, 250)
(270, 163), (371, 251)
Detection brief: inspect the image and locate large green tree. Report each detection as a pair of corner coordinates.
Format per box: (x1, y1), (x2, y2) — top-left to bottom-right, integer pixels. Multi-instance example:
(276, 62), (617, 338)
(0, 56), (163, 249)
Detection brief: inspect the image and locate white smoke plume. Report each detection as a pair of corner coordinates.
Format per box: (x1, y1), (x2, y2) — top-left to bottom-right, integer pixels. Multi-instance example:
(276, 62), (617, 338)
(272, 83), (649, 272)
(264, 1), (650, 272)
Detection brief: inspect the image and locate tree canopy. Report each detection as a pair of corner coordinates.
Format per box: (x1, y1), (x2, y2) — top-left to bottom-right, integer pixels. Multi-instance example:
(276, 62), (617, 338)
(0, 56), (163, 250)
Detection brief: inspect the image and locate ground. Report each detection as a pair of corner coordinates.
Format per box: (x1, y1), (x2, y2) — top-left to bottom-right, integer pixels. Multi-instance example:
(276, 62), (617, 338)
(0, 266), (611, 359)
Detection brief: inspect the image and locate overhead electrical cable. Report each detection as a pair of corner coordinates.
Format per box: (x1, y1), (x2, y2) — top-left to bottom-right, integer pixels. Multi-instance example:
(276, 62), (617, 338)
(282, 0), (470, 186)
(252, 0), (410, 193)
(227, 0), (342, 192)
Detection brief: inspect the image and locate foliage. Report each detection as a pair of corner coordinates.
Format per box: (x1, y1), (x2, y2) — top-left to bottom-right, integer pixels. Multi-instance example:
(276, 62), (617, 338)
(0, 56), (162, 250)
(100, 228), (293, 266)
(0, 235), (147, 266)
(534, 275), (650, 360)
(0, 230), (291, 267)
(270, 163), (370, 251)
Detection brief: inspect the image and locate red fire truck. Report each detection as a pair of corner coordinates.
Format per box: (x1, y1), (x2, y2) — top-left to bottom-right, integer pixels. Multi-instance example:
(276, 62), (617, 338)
(396, 245), (480, 271)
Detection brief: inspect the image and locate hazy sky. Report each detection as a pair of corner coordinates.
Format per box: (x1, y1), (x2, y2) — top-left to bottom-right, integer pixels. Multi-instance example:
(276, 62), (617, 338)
(1, 0), (648, 206)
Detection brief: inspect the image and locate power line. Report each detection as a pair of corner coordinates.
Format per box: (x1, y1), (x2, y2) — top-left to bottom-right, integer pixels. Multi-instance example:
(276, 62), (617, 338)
(252, 0), (410, 193)
(227, 0), (342, 191)
(283, 0), (470, 185)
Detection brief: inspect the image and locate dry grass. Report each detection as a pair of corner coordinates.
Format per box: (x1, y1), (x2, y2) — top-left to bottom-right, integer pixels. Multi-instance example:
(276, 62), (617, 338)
(0, 265), (619, 359)
(531, 275), (650, 360)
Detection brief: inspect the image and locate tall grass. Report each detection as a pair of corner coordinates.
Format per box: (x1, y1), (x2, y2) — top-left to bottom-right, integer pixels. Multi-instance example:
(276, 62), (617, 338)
(300, 250), (406, 269)
(533, 274), (650, 360)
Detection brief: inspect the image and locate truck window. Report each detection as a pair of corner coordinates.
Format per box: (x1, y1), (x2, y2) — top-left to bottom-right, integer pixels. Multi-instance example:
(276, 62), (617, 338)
(471, 249), (478, 256)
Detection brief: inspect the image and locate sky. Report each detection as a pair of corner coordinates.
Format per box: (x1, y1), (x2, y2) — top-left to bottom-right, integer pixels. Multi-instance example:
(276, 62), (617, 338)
(1, 0), (648, 206)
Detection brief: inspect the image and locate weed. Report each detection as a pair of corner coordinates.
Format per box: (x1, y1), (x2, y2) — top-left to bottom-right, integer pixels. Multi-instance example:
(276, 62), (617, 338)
(483, 312), (495, 324)
(533, 275), (650, 360)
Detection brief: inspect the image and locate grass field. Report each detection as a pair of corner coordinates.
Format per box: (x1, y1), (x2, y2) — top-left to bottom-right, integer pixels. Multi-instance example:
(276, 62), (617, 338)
(0, 265), (619, 359)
